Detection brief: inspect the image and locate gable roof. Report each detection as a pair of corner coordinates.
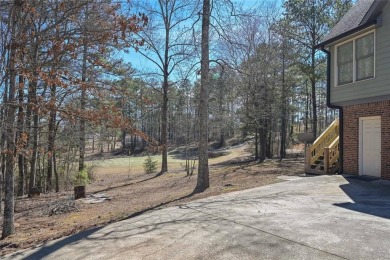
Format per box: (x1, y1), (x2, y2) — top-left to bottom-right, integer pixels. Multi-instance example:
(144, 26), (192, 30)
(316, 0), (388, 49)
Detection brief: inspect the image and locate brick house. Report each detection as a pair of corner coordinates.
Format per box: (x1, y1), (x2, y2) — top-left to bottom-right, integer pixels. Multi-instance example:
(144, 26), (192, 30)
(315, 0), (390, 180)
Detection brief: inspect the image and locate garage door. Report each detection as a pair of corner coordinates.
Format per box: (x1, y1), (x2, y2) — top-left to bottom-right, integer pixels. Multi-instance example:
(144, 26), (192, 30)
(359, 116), (381, 177)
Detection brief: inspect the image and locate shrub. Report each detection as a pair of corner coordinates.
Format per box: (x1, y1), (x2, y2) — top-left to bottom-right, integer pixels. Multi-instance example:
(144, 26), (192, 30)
(86, 164), (97, 181)
(74, 169), (89, 186)
(143, 155), (157, 174)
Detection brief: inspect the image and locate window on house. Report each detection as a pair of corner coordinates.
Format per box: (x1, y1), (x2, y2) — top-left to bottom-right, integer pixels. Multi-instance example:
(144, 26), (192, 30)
(356, 33), (374, 81)
(336, 31), (375, 86)
(337, 42), (353, 85)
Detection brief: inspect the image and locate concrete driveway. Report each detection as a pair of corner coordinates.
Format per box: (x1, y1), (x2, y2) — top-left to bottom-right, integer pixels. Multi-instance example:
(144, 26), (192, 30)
(5, 175), (390, 260)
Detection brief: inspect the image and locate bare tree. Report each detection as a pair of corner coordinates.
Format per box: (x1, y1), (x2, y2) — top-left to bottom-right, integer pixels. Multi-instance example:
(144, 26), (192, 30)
(0, 0), (147, 237)
(2, 0), (25, 239)
(133, 0), (200, 174)
(195, 0), (210, 192)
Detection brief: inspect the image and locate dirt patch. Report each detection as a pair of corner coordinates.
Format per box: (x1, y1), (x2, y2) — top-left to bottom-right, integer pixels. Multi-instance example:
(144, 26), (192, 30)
(0, 145), (305, 256)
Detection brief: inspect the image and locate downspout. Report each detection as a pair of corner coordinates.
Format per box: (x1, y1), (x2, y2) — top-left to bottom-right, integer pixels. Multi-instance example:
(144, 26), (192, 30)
(321, 47), (344, 174)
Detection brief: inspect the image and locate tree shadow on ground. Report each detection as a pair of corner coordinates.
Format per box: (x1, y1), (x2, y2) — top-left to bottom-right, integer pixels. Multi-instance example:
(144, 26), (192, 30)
(91, 171), (166, 194)
(212, 156), (257, 167)
(13, 190), (201, 259)
(334, 175), (390, 219)
(8, 227), (102, 260)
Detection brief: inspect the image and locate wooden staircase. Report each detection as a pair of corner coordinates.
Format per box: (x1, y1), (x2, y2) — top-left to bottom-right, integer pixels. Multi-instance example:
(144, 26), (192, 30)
(305, 119), (340, 174)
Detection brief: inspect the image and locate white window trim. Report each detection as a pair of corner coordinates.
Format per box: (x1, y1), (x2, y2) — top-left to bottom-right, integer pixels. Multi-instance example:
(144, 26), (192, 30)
(334, 29), (376, 87)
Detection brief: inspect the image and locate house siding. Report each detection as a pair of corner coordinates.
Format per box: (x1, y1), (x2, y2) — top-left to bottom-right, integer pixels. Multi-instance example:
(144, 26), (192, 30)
(329, 2), (390, 105)
(343, 100), (390, 180)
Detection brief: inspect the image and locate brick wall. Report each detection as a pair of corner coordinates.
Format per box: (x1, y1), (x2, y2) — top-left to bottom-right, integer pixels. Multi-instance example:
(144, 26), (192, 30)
(343, 100), (390, 180)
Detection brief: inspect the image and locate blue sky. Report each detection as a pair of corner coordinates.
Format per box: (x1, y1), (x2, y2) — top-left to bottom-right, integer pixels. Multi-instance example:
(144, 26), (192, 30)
(124, 0), (283, 81)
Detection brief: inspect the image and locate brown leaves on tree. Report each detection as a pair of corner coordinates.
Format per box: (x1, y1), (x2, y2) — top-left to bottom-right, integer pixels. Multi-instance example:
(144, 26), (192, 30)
(1, 0), (152, 161)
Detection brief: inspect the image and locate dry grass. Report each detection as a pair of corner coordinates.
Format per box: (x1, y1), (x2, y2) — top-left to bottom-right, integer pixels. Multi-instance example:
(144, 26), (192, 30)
(0, 144), (305, 256)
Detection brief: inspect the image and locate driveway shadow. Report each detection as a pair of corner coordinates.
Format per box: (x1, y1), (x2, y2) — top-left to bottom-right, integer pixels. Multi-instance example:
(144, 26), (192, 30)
(9, 191), (199, 260)
(10, 227), (102, 260)
(334, 175), (390, 219)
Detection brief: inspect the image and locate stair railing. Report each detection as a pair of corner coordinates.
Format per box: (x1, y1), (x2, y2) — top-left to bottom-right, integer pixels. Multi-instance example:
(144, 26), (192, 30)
(324, 136), (340, 174)
(305, 119), (339, 172)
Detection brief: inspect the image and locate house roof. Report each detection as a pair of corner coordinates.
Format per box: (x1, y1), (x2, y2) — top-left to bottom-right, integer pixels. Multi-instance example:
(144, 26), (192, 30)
(316, 0), (388, 48)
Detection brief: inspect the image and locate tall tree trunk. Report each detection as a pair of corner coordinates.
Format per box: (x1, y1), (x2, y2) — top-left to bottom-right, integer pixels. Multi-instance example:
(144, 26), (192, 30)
(311, 48), (317, 137)
(16, 75), (25, 196)
(79, 83), (86, 173)
(47, 3), (61, 193)
(53, 152), (59, 192)
(121, 130), (126, 149)
(280, 104), (287, 159)
(28, 42), (39, 196)
(259, 124), (267, 163)
(280, 42), (287, 159)
(79, 27), (88, 173)
(195, 0), (210, 192)
(29, 106), (39, 194)
(0, 40), (8, 213)
(160, 15), (170, 174)
(0, 98), (5, 212)
(254, 128), (259, 161)
(24, 84), (32, 192)
(218, 75), (225, 147)
(0, 153), (3, 213)
(266, 124), (272, 158)
(2, 1), (20, 237)
(36, 151), (42, 190)
(46, 85), (56, 192)
(160, 78), (168, 174)
(3, 87), (17, 237)
(305, 80), (309, 132)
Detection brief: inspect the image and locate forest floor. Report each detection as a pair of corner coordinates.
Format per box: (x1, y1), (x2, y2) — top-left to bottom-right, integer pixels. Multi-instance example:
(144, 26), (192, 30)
(0, 143), (305, 256)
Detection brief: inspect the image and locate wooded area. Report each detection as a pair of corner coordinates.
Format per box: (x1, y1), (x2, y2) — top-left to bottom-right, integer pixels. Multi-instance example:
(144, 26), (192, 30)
(0, 0), (353, 239)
